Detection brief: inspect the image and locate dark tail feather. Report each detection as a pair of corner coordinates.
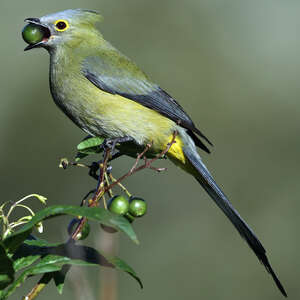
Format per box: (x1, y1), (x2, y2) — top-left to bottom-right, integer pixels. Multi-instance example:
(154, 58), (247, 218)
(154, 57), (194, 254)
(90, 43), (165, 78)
(183, 147), (287, 297)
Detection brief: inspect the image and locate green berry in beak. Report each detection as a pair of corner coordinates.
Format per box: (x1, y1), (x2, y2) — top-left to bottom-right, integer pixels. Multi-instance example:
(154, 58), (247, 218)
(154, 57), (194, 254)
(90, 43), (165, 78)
(22, 23), (45, 45)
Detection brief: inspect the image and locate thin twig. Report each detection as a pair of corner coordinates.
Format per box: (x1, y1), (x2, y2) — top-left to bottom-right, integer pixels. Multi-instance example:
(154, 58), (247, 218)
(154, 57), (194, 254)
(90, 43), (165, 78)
(71, 148), (111, 240)
(104, 172), (113, 199)
(104, 131), (177, 193)
(102, 194), (107, 210)
(109, 174), (132, 197)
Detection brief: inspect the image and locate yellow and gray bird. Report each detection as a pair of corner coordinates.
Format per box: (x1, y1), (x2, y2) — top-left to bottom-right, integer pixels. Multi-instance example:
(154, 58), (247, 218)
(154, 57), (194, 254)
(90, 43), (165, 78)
(22, 9), (286, 296)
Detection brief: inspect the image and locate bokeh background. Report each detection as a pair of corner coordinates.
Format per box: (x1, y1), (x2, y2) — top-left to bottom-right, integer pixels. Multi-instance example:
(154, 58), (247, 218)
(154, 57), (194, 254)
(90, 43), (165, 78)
(1, 0), (299, 299)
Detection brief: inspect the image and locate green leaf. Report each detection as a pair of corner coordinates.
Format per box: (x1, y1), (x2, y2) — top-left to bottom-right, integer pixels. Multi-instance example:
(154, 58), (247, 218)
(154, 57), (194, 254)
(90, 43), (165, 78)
(13, 255), (41, 273)
(4, 240), (142, 297)
(12, 238), (65, 272)
(12, 238), (66, 272)
(28, 241), (142, 289)
(62, 243), (143, 287)
(52, 266), (70, 295)
(24, 239), (61, 248)
(77, 136), (104, 152)
(2, 228), (32, 255)
(3, 205), (138, 253)
(77, 136), (104, 150)
(106, 256), (143, 288)
(2, 254), (98, 298)
(0, 244), (14, 290)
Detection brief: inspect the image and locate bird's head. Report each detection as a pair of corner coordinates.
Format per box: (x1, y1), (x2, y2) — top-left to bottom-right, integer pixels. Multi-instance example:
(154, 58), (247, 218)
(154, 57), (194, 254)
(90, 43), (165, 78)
(23, 9), (103, 52)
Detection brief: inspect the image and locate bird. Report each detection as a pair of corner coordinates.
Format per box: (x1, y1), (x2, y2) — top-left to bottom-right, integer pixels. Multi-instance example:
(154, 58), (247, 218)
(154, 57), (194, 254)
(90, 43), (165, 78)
(22, 9), (287, 296)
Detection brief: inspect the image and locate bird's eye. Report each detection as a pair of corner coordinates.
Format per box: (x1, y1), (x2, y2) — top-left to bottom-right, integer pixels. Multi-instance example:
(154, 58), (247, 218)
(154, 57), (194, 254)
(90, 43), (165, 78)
(54, 19), (69, 32)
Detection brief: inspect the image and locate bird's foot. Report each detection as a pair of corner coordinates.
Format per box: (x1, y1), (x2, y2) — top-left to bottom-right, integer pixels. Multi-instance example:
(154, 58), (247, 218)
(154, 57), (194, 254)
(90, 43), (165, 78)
(102, 136), (133, 157)
(87, 136), (132, 181)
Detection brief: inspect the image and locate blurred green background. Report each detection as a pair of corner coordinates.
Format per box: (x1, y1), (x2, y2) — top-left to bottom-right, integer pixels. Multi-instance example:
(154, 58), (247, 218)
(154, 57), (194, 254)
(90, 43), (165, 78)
(1, 0), (299, 299)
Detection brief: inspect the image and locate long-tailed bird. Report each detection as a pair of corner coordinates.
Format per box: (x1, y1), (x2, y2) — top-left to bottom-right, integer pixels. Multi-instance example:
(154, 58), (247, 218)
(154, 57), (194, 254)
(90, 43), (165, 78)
(22, 9), (287, 296)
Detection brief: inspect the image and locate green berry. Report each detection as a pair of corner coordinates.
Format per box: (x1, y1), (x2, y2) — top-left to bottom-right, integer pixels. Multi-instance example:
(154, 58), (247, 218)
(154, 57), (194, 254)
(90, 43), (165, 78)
(108, 195), (129, 215)
(22, 23), (45, 45)
(129, 197), (147, 217)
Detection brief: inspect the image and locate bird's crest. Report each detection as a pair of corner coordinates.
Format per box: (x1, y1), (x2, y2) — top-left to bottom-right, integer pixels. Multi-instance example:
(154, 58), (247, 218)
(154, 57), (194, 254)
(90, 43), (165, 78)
(40, 9), (102, 26)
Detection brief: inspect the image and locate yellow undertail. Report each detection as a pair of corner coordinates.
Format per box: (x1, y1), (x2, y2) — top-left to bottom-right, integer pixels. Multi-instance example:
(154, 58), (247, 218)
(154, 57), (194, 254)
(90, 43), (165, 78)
(165, 134), (198, 177)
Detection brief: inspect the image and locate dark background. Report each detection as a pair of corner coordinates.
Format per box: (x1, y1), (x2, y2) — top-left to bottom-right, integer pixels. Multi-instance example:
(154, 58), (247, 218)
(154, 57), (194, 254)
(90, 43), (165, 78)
(1, 0), (299, 299)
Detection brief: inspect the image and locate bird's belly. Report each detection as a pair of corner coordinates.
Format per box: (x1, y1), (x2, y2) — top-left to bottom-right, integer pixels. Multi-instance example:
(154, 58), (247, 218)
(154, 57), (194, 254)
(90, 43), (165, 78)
(50, 75), (176, 152)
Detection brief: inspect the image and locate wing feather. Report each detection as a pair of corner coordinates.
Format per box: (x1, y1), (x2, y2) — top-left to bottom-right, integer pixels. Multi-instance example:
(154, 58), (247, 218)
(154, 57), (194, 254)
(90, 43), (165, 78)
(82, 55), (212, 153)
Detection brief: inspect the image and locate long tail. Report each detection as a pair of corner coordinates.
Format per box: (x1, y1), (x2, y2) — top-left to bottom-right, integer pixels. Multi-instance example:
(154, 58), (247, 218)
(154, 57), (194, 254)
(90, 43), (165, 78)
(181, 145), (287, 297)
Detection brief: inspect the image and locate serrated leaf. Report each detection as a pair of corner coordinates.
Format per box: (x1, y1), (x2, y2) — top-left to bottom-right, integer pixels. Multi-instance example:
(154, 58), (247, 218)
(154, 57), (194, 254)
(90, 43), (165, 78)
(77, 137), (104, 151)
(3, 205), (138, 254)
(0, 244), (14, 290)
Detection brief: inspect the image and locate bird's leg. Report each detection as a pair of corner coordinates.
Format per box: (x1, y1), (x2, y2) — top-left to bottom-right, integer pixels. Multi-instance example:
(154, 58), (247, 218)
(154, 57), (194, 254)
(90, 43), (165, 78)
(87, 137), (131, 181)
(102, 136), (133, 157)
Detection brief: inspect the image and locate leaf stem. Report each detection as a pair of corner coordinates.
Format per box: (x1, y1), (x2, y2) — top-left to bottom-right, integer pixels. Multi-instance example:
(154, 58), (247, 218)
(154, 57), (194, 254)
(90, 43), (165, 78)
(109, 174), (132, 197)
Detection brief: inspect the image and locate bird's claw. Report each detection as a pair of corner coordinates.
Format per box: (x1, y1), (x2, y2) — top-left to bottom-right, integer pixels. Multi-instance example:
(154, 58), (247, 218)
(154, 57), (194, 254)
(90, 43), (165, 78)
(102, 136), (133, 157)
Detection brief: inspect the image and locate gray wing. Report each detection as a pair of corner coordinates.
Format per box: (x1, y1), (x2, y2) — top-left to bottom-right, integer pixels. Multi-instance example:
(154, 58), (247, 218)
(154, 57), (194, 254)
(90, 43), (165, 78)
(82, 55), (212, 153)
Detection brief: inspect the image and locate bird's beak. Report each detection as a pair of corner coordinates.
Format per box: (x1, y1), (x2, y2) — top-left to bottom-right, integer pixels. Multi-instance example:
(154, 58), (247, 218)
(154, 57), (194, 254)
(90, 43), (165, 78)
(24, 18), (52, 51)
